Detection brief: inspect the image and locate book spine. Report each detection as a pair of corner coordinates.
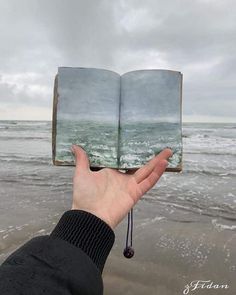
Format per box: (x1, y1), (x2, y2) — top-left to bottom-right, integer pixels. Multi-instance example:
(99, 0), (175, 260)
(52, 74), (59, 165)
(117, 77), (122, 168)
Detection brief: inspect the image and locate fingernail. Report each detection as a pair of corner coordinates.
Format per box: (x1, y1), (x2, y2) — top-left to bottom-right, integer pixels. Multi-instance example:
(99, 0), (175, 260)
(166, 146), (173, 153)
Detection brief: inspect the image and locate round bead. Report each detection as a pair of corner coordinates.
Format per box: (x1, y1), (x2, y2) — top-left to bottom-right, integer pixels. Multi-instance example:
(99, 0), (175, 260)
(123, 246), (135, 258)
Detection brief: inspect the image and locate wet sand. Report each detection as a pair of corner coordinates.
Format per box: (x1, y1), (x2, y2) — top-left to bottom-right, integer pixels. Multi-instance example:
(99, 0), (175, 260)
(1, 178), (235, 294)
(103, 208), (236, 295)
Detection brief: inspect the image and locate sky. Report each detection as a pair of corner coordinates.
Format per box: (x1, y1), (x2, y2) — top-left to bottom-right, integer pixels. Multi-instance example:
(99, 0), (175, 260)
(0, 0), (235, 122)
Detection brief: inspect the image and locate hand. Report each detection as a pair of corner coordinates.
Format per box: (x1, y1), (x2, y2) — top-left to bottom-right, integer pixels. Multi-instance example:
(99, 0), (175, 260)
(71, 145), (173, 229)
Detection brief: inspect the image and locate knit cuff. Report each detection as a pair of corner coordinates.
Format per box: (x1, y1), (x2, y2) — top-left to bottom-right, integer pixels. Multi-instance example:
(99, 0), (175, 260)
(50, 210), (115, 272)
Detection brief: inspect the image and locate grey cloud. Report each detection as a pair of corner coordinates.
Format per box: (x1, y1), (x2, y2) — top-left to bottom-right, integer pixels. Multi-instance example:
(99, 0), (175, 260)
(0, 75), (51, 108)
(0, 0), (235, 121)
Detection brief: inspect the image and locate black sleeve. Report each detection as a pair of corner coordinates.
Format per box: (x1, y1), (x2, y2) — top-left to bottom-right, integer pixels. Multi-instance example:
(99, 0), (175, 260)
(0, 210), (115, 295)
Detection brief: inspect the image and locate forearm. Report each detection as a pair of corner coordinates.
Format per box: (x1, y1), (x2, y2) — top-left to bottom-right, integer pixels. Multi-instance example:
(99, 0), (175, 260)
(0, 210), (115, 295)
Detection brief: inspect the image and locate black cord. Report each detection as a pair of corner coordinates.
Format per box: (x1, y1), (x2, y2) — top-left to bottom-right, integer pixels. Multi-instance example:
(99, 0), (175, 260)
(125, 210), (130, 249)
(130, 208), (133, 247)
(123, 208), (134, 258)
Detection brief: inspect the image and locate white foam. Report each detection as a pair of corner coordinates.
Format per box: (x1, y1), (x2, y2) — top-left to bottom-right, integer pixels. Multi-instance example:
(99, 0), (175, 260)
(212, 219), (236, 231)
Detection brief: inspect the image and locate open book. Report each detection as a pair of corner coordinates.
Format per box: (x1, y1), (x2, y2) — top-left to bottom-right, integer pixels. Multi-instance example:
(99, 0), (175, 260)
(52, 67), (183, 171)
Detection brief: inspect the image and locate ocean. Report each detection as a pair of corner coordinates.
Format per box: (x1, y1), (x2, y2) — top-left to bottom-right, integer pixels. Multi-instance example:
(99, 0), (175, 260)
(0, 120), (235, 294)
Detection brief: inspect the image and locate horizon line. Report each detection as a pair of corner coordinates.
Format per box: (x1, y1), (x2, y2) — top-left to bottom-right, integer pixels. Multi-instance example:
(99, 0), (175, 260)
(0, 119), (236, 124)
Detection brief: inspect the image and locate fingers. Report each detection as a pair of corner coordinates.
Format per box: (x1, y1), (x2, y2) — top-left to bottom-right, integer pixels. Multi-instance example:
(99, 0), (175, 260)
(137, 159), (168, 196)
(133, 148), (173, 183)
(71, 145), (90, 172)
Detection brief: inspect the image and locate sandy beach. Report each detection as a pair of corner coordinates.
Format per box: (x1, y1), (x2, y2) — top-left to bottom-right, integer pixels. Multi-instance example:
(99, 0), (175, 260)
(103, 204), (236, 295)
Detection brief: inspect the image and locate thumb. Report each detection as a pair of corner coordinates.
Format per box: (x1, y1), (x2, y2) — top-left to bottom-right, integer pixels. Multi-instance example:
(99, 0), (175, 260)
(71, 145), (90, 172)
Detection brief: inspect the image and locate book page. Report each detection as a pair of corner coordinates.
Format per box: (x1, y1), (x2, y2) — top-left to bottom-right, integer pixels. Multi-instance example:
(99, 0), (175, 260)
(119, 70), (182, 170)
(54, 67), (120, 168)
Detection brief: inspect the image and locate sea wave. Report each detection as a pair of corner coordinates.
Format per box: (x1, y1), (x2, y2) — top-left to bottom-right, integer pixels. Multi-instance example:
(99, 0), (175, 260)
(0, 154), (51, 165)
(184, 151), (236, 156)
(143, 193), (236, 225)
(212, 219), (236, 231)
(0, 136), (50, 141)
(182, 169), (236, 177)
